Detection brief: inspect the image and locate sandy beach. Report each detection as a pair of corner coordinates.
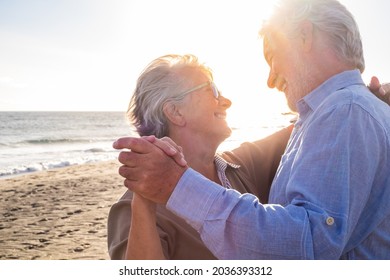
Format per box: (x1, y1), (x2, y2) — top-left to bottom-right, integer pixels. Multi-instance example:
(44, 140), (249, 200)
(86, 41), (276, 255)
(0, 160), (125, 260)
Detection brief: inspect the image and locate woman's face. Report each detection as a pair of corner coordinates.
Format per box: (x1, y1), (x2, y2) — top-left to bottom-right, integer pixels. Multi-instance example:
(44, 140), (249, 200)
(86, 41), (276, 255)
(178, 70), (232, 144)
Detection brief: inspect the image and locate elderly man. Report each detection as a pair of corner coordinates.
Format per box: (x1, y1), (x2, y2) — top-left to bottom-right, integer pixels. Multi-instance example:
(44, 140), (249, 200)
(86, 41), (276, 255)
(114, 0), (390, 259)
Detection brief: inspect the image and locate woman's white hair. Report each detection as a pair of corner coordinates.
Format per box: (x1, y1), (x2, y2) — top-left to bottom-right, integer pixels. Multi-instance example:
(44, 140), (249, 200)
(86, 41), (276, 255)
(128, 54), (213, 138)
(259, 0), (365, 72)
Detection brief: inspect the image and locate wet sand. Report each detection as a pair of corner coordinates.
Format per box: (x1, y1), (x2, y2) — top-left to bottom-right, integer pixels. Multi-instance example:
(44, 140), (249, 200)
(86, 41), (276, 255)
(0, 160), (125, 260)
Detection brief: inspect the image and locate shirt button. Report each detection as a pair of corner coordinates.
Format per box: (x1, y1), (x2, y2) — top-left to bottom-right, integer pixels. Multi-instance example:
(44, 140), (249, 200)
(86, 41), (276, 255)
(326, 217), (335, 226)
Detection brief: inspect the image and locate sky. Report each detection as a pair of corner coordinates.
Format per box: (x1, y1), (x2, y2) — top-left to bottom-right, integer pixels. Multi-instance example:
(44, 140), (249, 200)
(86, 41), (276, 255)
(1, 0), (389, 124)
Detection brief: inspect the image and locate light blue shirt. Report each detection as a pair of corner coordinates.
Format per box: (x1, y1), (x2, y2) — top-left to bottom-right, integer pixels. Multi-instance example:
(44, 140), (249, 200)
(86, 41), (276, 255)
(167, 70), (390, 259)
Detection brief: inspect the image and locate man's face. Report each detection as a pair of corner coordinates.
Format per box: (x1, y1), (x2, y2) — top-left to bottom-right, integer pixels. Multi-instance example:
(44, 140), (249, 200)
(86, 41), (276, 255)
(263, 32), (312, 112)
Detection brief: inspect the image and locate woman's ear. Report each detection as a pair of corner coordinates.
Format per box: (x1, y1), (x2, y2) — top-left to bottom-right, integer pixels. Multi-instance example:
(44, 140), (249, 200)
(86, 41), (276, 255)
(163, 102), (186, 126)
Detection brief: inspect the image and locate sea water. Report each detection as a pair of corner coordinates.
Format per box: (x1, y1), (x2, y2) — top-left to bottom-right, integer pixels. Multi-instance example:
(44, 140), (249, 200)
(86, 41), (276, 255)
(0, 111), (293, 178)
(0, 112), (131, 177)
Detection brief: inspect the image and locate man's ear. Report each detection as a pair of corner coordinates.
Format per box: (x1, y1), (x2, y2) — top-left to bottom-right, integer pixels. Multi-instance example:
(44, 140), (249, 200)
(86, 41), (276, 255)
(299, 20), (314, 52)
(163, 102), (186, 126)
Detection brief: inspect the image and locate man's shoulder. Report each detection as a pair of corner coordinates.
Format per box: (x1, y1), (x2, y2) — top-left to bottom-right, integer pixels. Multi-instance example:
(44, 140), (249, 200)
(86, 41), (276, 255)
(315, 85), (390, 135)
(322, 85), (389, 115)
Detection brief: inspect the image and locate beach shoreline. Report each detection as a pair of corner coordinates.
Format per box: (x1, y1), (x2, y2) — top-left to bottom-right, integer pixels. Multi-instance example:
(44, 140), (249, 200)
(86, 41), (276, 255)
(0, 160), (125, 260)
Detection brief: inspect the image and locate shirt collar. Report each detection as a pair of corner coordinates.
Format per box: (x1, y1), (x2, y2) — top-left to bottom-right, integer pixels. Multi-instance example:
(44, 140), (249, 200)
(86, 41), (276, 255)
(214, 154), (240, 189)
(296, 70), (365, 120)
(214, 154), (241, 170)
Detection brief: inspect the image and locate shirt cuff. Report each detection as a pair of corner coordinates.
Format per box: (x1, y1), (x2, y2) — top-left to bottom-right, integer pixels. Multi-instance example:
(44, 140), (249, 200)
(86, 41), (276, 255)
(167, 168), (224, 232)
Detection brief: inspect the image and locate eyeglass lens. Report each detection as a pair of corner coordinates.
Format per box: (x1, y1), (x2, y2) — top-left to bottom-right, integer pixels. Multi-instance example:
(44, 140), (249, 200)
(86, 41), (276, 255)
(211, 82), (219, 99)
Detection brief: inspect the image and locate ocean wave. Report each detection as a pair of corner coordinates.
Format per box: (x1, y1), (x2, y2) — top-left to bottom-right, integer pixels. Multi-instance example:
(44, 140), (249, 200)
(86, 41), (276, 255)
(0, 154), (118, 179)
(25, 138), (92, 145)
(6, 137), (119, 146)
(0, 162), (72, 178)
(84, 148), (107, 153)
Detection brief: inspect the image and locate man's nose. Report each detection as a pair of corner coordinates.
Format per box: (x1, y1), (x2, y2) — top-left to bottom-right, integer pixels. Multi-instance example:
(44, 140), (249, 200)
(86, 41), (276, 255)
(267, 70), (277, 89)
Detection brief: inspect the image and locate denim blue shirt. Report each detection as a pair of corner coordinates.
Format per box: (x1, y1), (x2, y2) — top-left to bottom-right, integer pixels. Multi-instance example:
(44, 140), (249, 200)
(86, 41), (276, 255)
(167, 70), (390, 259)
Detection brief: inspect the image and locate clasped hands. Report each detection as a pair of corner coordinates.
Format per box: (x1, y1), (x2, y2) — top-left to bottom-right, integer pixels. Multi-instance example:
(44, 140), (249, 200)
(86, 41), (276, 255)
(113, 135), (188, 204)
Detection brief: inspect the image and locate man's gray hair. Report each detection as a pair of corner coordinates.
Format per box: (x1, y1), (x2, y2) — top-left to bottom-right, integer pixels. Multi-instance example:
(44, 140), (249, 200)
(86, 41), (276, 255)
(259, 0), (365, 72)
(128, 54), (213, 138)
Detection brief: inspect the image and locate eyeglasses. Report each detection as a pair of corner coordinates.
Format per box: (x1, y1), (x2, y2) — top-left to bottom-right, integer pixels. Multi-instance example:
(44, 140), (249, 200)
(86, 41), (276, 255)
(179, 81), (220, 99)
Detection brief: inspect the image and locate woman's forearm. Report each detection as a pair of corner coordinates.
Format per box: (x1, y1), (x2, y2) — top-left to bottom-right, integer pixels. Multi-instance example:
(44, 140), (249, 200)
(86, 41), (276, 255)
(126, 194), (166, 260)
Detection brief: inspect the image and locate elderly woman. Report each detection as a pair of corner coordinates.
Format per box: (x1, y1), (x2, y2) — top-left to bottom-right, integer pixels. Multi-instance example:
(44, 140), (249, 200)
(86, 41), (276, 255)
(107, 54), (292, 259)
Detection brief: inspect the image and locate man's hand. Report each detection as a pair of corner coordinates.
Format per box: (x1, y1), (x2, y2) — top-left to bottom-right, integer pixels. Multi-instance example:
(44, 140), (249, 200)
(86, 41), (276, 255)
(113, 137), (188, 204)
(141, 135), (187, 167)
(368, 76), (390, 105)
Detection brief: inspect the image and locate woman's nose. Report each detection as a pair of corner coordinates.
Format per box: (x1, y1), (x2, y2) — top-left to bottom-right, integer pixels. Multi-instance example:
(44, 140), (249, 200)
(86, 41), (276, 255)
(218, 94), (232, 109)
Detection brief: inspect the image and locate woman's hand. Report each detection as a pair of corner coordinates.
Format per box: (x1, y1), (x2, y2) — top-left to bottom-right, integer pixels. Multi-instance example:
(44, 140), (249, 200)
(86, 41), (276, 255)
(368, 76), (390, 105)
